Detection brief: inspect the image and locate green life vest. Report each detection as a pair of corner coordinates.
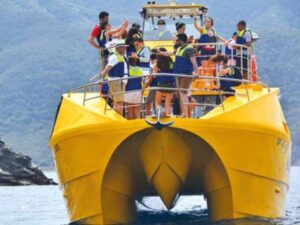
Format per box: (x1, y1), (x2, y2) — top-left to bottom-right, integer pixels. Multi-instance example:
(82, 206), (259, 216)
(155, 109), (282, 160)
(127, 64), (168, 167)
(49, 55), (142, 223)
(175, 45), (191, 56)
(129, 66), (143, 77)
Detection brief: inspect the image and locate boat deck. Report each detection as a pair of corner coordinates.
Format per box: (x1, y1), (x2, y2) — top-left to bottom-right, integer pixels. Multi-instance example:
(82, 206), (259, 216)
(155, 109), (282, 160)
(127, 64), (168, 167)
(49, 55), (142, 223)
(65, 84), (277, 120)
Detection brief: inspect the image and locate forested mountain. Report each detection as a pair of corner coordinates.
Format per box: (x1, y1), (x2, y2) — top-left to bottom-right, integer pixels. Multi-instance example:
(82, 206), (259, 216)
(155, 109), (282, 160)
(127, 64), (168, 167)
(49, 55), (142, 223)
(0, 0), (299, 166)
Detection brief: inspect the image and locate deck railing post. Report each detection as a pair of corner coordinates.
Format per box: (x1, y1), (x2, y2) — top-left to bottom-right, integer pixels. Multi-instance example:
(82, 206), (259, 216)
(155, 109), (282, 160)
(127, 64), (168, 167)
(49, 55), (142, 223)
(240, 46), (243, 80)
(216, 60), (220, 90)
(218, 77), (225, 112)
(104, 94), (108, 114)
(175, 75), (184, 117)
(214, 46), (225, 112)
(83, 87), (87, 106)
(140, 77), (146, 119)
(245, 82), (250, 102)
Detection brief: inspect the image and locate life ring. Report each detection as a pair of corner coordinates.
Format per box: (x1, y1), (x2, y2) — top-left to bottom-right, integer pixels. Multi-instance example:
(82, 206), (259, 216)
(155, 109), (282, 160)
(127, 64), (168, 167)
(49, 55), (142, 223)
(251, 55), (257, 82)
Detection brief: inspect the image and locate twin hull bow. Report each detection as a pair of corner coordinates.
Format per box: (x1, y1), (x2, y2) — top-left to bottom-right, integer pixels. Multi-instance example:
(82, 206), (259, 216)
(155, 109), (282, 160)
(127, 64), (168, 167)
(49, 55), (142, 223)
(50, 87), (291, 224)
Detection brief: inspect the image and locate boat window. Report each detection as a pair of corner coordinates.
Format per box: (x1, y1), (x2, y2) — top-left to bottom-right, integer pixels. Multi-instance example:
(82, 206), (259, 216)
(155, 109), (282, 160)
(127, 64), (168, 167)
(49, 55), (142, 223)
(143, 17), (200, 41)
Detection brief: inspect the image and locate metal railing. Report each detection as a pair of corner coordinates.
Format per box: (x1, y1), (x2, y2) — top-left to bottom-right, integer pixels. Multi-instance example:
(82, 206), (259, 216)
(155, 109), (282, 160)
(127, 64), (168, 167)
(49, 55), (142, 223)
(68, 42), (268, 119)
(69, 73), (268, 119)
(152, 42), (256, 81)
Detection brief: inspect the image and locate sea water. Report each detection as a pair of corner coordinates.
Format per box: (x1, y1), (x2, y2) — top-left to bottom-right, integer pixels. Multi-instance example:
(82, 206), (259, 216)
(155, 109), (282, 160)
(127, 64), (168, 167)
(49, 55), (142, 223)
(0, 167), (299, 225)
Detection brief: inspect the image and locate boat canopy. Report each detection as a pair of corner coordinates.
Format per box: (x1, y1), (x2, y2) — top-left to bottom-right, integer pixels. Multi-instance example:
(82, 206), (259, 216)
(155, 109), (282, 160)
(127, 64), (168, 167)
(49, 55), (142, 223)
(141, 1), (208, 19)
(140, 1), (208, 40)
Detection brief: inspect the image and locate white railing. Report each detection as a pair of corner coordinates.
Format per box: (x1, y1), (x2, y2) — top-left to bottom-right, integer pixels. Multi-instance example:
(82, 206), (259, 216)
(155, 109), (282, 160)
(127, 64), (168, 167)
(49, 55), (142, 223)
(68, 73), (269, 118)
(67, 42), (268, 119)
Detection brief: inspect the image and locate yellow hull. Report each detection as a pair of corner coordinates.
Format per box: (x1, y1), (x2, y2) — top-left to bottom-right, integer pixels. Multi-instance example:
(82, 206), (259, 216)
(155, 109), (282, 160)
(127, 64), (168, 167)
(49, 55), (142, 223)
(50, 86), (291, 224)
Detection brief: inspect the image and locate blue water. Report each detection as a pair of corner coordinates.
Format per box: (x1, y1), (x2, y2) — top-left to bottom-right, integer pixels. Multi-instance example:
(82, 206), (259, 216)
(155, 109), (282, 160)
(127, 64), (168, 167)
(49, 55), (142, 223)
(0, 167), (299, 225)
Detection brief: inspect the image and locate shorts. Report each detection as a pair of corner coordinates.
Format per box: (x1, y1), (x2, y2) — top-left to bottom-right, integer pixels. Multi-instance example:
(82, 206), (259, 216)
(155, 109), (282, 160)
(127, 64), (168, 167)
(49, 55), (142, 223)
(200, 49), (216, 61)
(178, 77), (193, 94)
(125, 91), (142, 104)
(220, 74), (241, 89)
(101, 83), (109, 95)
(200, 55), (212, 61)
(109, 80), (125, 103)
(157, 82), (174, 93)
(146, 89), (156, 104)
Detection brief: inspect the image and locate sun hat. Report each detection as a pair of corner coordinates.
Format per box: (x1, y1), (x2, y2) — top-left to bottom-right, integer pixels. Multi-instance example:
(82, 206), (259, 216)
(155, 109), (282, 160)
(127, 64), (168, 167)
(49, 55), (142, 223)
(114, 39), (128, 48)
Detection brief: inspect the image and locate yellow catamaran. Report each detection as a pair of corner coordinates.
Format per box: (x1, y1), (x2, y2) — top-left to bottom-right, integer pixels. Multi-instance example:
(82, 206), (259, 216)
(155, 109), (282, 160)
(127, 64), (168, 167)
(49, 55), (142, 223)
(50, 1), (292, 224)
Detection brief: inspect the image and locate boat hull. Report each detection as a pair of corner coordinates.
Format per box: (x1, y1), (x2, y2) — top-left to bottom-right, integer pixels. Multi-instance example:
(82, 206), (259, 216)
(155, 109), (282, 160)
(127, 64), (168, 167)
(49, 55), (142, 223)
(50, 88), (291, 224)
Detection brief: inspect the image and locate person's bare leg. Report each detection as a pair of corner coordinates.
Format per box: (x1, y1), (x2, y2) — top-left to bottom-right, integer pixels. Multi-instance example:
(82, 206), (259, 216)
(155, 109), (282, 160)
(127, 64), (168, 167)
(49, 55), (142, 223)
(178, 78), (190, 117)
(164, 93), (173, 115)
(146, 103), (151, 116)
(134, 106), (140, 119)
(187, 98), (197, 118)
(178, 90), (188, 117)
(155, 92), (163, 111)
(126, 104), (132, 120)
(115, 102), (124, 116)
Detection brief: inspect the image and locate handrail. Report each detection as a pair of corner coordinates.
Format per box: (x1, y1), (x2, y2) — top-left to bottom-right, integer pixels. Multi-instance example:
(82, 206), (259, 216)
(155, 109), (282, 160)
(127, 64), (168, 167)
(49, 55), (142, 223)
(89, 73), (100, 82)
(75, 41), (265, 119)
(89, 42), (255, 82)
(68, 72), (269, 118)
(72, 73), (266, 94)
(144, 41), (255, 82)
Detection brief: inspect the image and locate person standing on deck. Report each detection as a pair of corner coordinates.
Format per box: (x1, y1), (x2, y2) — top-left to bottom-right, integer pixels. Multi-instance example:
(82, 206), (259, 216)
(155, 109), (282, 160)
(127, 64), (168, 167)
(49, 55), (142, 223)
(100, 40), (129, 116)
(88, 11), (109, 71)
(88, 11), (128, 71)
(173, 33), (198, 117)
(131, 38), (155, 116)
(98, 21), (128, 68)
(88, 12), (109, 48)
(235, 20), (252, 80)
(193, 16), (227, 88)
(131, 38), (151, 69)
(143, 54), (158, 116)
(132, 23), (143, 39)
(154, 48), (175, 116)
(155, 19), (172, 40)
(158, 33), (198, 117)
(172, 22), (186, 43)
(125, 27), (143, 56)
(125, 57), (143, 120)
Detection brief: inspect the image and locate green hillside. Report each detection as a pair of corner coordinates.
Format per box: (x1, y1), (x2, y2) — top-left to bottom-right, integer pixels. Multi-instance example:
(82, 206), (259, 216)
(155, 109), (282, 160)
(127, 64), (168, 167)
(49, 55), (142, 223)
(0, 0), (299, 166)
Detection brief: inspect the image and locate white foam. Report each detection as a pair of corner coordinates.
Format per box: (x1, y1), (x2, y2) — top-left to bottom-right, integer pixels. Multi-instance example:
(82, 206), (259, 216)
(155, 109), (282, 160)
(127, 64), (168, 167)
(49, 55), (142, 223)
(136, 195), (207, 212)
